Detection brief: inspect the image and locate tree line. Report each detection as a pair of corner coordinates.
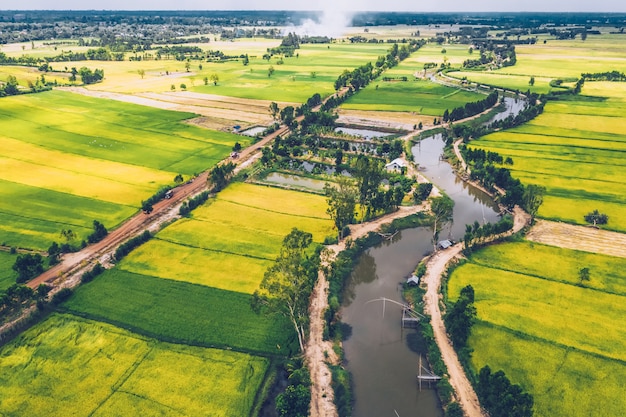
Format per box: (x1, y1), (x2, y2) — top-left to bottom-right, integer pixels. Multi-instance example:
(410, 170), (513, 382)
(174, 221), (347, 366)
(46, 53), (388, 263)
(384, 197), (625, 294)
(443, 91), (499, 122)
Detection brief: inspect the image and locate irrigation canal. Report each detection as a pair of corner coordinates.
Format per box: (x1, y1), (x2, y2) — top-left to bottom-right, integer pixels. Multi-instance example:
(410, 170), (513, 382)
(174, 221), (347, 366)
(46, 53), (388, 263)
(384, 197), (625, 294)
(339, 96), (526, 417)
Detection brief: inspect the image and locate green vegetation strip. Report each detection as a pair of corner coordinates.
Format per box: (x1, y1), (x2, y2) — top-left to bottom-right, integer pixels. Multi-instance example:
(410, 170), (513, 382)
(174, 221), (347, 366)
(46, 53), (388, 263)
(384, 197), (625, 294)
(0, 313), (269, 417)
(64, 269), (294, 356)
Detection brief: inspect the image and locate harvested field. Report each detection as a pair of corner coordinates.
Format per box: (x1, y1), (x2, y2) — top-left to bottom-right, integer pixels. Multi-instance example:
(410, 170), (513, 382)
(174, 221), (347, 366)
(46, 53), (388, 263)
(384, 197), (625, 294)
(527, 220), (626, 258)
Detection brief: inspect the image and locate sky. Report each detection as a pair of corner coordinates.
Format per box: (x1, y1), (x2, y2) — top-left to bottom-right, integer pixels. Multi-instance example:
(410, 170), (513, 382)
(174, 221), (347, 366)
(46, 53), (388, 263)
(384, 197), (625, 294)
(3, 0), (626, 12)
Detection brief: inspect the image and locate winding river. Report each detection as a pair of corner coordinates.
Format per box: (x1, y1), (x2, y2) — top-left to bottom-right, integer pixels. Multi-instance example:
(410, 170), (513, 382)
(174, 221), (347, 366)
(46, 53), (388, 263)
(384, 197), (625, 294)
(340, 134), (501, 417)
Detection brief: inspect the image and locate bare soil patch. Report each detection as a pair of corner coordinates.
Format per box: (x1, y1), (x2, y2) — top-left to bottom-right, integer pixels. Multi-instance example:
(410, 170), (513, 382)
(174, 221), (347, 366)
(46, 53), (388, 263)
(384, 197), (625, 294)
(337, 109), (433, 131)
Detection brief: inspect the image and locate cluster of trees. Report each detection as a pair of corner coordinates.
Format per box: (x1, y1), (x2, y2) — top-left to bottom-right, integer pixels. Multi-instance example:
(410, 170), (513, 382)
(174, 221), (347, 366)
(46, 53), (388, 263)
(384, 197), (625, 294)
(87, 220), (108, 244)
(444, 285), (476, 349)
(80, 263), (105, 284)
(581, 71), (626, 81)
(276, 359), (311, 417)
(0, 75), (20, 97)
(443, 91), (499, 122)
(477, 366), (534, 417)
(141, 185), (175, 214)
(462, 216), (514, 252)
(584, 209), (609, 226)
(179, 191), (210, 216)
(0, 51), (40, 66)
(12, 253), (45, 283)
(0, 284), (40, 316)
(463, 147), (513, 166)
(334, 62), (376, 91)
(413, 183), (433, 203)
(324, 178), (358, 240)
(114, 230), (152, 262)
(208, 162), (236, 192)
(45, 47), (123, 62)
(76, 67), (104, 84)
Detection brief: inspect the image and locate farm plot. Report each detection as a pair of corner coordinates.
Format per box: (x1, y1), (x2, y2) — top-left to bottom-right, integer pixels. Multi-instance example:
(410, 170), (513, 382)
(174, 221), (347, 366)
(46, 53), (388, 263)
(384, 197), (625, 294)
(64, 269), (294, 355)
(118, 183), (333, 293)
(194, 43), (390, 102)
(470, 82), (626, 231)
(448, 242), (626, 417)
(341, 45), (484, 115)
(0, 251), (18, 292)
(0, 90), (247, 249)
(0, 313), (269, 417)
(342, 78), (483, 115)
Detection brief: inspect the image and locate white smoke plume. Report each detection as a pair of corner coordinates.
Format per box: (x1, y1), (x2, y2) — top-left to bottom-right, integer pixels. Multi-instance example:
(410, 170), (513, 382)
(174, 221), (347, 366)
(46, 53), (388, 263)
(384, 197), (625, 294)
(283, 0), (359, 37)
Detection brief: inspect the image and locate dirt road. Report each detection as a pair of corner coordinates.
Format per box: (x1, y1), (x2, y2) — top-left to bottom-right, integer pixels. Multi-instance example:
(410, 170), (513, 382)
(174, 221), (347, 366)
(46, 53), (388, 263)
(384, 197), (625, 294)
(422, 206), (528, 417)
(26, 124), (288, 291)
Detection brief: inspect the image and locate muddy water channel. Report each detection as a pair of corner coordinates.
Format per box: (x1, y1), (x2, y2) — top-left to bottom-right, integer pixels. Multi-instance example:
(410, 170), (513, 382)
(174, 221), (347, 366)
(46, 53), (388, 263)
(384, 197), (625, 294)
(341, 134), (500, 417)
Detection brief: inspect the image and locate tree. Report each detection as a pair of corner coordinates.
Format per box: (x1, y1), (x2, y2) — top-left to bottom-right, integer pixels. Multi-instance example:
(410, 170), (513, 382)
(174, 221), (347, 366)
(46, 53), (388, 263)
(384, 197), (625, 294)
(280, 106), (295, 127)
(138, 69), (145, 79)
(529, 76), (535, 86)
(3, 75), (19, 95)
(578, 267), (590, 285)
(174, 174), (184, 184)
(60, 228), (77, 243)
(12, 253), (45, 283)
(203, 76), (208, 85)
(414, 183), (433, 202)
(334, 149), (343, 166)
(352, 155), (384, 220)
(242, 54), (249, 65)
(209, 73), (219, 85)
(232, 142), (242, 152)
(430, 196), (454, 242)
(47, 242), (61, 265)
(324, 178), (358, 240)
(269, 102), (280, 120)
(584, 209), (608, 226)
(276, 384), (310, 417)
(180, 83), (187, 90)
(142, 201), (154, 214)
(253, 228), (316, 352)
(522, 184), (545, 220)
(444, 285), (476, 347)
(184, 59), (191, 72)
(268, 65), (275, 77)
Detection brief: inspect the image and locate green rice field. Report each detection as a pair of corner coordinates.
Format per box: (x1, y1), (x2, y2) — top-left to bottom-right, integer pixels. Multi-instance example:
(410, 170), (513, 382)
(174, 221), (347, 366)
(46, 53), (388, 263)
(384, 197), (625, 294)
(341, 44), (484, 115)
(471, 82), (626, 231)
(0, 313), (269, 417)
(118, 183), (333, 293)
(64, 269), (293, 355)
(193, 43), (390, 102)
(448, 241), (626, 417)
(0, 251), (18, 292)
(0, 90), (247, 249)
